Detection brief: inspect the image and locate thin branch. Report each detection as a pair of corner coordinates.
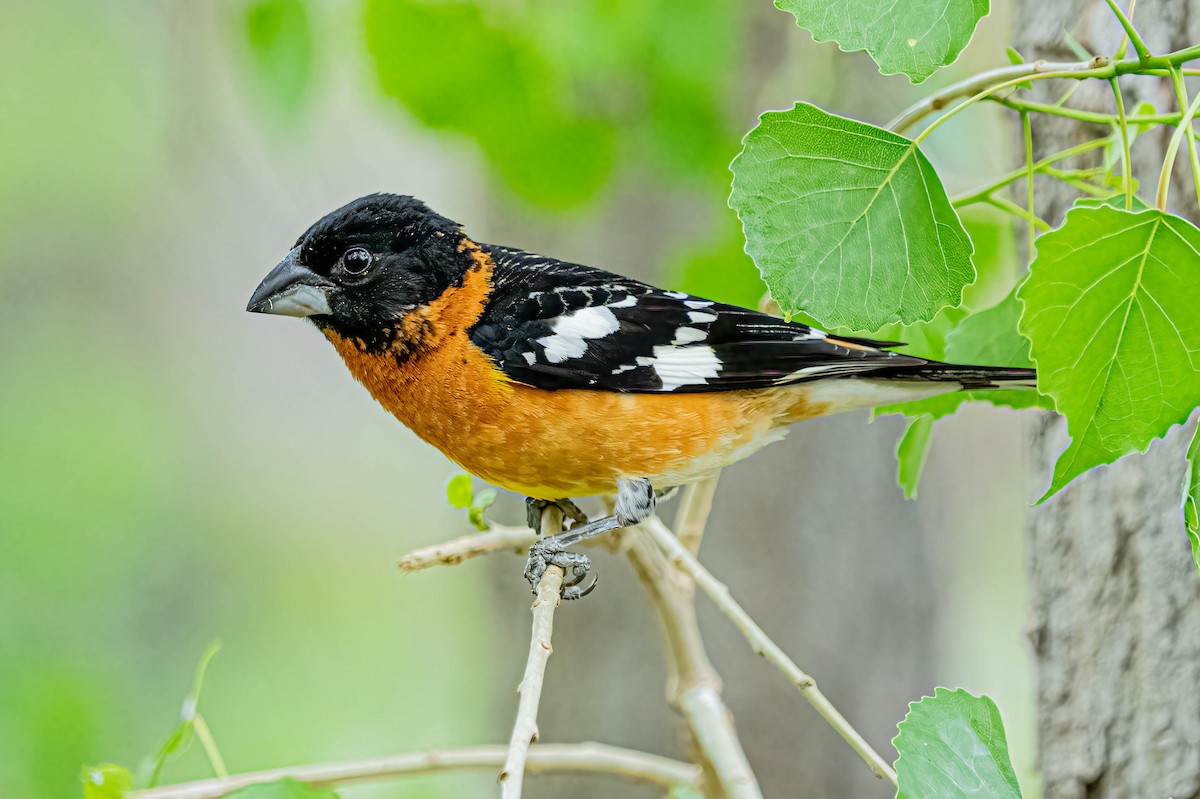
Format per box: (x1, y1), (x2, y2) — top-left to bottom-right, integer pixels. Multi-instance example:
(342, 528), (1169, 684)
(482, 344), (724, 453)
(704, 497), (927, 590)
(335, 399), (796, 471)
(625, 526), (763, 799)
(130, 743), (700, 799)
(1168, 66), (1200, 212)
(398, 524), (535, 572)
(887, 59), (1099, 133)
(499, 509), (565, 798)
(1103, 0), (1152, 64)
(951, 138), (1111, 207)
(889, 42), (1200, 135)
(674, 475), (721, 556)
(990, 94), (1181, 126)
(642, 516), (898, 786)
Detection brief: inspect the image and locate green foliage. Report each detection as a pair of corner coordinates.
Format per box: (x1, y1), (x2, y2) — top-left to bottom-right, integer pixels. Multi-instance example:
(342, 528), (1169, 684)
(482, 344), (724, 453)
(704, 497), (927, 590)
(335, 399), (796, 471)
(226, 778), (341, 799)
(894, 688), (1022, 799)
(776, 0), (988, 83)
(730, 103), (975, 330)
(363, 0), (615, 208)
(896, 416), (934, 499)
(445, 474), (498, 531)
(361, 0), (742, 210)
(240, 0), (315, 122)
(81, 764), (133, 799)
(1186, 424), (1200, 577)
(1017, 205), (1200, 501)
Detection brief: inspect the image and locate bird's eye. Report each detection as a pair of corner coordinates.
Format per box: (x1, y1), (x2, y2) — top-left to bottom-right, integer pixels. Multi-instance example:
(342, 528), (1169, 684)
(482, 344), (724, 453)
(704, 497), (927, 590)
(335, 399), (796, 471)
(342, 247), (373, 275)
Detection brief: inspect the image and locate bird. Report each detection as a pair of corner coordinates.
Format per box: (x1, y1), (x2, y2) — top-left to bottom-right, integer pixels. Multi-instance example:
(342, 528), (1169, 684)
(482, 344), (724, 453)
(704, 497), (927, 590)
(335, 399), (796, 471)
(247, 193), (1036, 599)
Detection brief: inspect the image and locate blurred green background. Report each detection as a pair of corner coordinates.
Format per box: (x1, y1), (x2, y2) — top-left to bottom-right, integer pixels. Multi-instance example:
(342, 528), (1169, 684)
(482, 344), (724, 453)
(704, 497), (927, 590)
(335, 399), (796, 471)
(0, 1), (1039, 797)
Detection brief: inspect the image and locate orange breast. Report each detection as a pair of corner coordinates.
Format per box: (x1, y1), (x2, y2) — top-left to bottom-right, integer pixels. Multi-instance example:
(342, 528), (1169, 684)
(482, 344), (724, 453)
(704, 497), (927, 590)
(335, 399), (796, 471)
(321, 246), (830, 498)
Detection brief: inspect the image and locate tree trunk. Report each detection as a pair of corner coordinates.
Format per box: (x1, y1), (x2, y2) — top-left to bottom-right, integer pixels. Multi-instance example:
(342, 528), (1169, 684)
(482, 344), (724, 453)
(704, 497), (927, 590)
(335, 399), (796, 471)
(1014, 4), (1200, 797)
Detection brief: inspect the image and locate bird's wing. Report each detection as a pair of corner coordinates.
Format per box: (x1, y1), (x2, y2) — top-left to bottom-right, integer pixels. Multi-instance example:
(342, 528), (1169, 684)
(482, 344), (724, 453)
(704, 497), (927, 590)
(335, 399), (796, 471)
(469, 246), (925, 393)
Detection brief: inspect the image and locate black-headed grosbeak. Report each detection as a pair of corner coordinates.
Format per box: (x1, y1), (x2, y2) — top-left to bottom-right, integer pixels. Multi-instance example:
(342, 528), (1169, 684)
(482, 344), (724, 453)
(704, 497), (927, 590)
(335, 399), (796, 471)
(247, 194), (1035, 598)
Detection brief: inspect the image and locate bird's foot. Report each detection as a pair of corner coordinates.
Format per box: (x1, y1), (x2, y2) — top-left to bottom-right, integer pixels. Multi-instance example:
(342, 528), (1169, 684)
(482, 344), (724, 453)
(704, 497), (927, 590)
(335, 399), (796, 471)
(524, 539), (597, 601)
(525, 497), (589, 531)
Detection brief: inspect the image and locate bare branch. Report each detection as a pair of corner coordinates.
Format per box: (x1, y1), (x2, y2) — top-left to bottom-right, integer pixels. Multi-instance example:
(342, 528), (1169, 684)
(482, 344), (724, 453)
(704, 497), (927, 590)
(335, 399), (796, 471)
(130, 742), (700, 799)
(642, 516), (899, 786)
(499, 509), (564, 798)
(398, 524), (535, 572)
(674, 475), (720, 556)
(626, 482), (763, 799)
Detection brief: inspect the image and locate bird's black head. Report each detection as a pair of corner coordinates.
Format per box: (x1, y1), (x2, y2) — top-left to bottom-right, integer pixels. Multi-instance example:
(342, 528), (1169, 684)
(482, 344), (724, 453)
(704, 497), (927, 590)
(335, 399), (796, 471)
(247, 194), (475, 352)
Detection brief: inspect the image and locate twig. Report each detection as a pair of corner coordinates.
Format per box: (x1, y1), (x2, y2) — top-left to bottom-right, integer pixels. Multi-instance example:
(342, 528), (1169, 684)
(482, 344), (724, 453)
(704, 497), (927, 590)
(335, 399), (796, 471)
(626, 484), (762, 799)
(674, 475), (720, 555)
(398, 524), (536, 572)
(499, 509), (564, 798)
(642, 516), (899, 786)
(129, 743), (700, 799)
(887, 59), (1097, 133)
(888, 41), (1200, 135)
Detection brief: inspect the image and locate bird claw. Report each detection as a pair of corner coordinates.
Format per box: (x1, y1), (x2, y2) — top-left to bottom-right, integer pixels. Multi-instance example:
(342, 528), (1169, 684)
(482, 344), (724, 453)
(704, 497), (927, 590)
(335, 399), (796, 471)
(525, 497), (590, 531)
(524, 539), (596, 600)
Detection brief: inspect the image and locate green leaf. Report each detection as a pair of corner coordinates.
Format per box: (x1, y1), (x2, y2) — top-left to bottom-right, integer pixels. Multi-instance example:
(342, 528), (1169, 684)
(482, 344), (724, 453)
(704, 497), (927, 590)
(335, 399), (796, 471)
(1017, 205), (1200, 501)
(82, 764), (133, 799)
(894, 687), (1022, 799)
(445, 474), (474, 510)
(226, 778), (341, 799)
(946, 290), (1032, 370)
(468, 487), (497, 531)
(775, 0), (988, 83)
(896, 416), (934, 499)
(1004, 47), (1033, 89)
(240, 0), (315, 122)
(1185, 423), (1200, 577)
(730, 103), (975, 330)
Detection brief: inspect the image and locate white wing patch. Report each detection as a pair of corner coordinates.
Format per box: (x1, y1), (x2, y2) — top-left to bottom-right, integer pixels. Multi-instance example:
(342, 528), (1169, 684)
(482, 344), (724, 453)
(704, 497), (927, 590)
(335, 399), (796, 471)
(643, 344), (722, 391)
(536, 306), (620, 364)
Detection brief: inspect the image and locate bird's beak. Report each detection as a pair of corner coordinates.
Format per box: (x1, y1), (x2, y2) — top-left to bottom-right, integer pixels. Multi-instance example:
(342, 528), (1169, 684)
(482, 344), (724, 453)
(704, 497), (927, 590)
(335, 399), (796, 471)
(246, 247), (334, 317)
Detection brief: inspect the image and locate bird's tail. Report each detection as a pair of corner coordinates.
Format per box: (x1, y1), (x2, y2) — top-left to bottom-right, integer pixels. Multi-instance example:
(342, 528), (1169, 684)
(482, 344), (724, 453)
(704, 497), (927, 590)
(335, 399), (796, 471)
(875, 362), (1037, 390)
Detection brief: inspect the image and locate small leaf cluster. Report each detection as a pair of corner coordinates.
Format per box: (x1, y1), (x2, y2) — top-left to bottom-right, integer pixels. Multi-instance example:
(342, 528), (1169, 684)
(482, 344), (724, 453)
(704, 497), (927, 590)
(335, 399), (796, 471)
(732, 0), (1200, 534)
(446, 473), (497, 531)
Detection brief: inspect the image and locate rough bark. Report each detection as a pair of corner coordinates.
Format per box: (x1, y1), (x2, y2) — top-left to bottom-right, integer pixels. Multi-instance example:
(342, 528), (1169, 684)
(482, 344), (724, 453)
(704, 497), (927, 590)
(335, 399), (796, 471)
(1014, 4), (1200, 797)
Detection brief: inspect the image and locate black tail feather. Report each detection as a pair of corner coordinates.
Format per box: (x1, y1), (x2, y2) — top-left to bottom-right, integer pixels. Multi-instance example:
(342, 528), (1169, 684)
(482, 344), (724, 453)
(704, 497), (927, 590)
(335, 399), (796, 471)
(876, 362), (1038, 390)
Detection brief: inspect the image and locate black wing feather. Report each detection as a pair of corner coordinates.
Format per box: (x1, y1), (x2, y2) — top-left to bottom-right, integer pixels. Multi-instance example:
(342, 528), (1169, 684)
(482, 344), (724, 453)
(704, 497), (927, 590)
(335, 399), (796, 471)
(469, 246), (926, 393)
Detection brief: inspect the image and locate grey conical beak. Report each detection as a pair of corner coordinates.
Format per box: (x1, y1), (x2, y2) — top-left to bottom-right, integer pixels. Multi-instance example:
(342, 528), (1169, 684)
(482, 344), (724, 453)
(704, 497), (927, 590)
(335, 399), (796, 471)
(247, 247), (334, 317)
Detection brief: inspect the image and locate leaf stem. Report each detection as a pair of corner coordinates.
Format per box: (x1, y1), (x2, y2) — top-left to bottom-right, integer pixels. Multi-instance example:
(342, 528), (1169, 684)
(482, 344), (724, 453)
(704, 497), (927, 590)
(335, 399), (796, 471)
(985, 196), (1052, 231)
(1168, 67), (1200, 212)
(191, 717), (227, 780)
(1103, 0), (1152, 64)
(1158, 68), (1200, 210)
(1022, 111), (1037, 254)
(1109, 78), (1134, 210)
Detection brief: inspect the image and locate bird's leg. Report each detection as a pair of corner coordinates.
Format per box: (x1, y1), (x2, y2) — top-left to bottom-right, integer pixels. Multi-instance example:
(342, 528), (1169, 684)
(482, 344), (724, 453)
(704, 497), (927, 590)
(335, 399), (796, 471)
(524, 497), (590, 531)
(524, 477), (655, 600)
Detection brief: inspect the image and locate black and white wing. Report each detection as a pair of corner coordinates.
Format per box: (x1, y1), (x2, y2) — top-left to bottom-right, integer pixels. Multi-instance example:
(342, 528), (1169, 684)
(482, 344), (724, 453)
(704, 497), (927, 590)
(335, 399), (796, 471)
(469, 245), (927, 393)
